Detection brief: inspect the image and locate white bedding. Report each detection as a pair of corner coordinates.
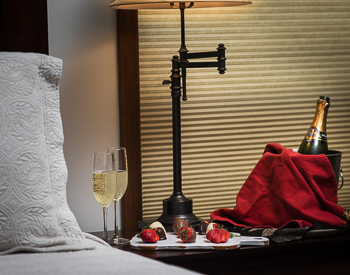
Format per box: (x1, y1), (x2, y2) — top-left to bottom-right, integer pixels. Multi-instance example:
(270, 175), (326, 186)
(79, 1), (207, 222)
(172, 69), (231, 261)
(0, 233), (201, 275)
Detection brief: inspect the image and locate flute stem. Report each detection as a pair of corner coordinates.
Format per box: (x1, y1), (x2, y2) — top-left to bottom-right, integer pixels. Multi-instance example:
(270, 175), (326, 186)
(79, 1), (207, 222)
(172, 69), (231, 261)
(102, 207), (108, 242)
(114, 199), (119, 239)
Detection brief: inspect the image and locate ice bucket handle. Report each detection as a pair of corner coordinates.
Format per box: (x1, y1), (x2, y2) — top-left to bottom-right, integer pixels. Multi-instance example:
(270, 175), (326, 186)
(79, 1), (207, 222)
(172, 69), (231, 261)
(338, 168), (344, 190)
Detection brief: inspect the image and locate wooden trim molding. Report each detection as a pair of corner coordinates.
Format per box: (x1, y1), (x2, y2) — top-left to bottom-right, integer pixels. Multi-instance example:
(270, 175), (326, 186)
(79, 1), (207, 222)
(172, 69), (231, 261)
(117, 10), (143, 230)
(0, 0), (48, 54)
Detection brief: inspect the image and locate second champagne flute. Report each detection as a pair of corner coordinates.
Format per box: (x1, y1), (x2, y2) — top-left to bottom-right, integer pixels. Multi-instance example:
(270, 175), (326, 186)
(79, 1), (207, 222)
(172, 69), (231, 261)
(106, 147), (129, 245)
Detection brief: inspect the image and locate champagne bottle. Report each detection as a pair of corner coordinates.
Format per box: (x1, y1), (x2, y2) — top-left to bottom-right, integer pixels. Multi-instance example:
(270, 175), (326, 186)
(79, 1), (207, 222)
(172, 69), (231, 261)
(298, 96), (330, 155)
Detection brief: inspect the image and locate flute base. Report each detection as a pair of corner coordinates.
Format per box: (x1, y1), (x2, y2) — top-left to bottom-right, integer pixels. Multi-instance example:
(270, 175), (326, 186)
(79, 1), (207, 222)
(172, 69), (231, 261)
(108, 236), (130, 246)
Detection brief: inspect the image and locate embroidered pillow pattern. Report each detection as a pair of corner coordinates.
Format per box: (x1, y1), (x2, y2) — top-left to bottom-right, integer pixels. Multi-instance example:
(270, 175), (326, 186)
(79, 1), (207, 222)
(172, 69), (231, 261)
(0, 52), (92, 254)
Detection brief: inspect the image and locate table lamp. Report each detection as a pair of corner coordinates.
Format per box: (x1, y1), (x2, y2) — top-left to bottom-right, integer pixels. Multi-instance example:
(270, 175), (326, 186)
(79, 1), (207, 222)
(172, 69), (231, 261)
(109, 0), (252, 227)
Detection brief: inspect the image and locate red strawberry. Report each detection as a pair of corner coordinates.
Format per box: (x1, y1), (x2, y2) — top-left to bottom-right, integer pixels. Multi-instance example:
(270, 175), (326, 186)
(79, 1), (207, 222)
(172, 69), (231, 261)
(206, 228), (218, 241)
(211, 229), (222, 244)
(139, 228), (159, 243)
(179, 226), (196, 243)
(222, 229), (231, 242)
(206, 228), (231, 243)
(219, 229), (230, 243)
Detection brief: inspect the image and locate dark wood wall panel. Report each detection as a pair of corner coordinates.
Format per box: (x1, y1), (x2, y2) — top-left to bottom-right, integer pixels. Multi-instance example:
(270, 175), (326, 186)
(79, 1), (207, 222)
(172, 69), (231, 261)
(0, 0), (48, 54)
(117, 10), (143, 230)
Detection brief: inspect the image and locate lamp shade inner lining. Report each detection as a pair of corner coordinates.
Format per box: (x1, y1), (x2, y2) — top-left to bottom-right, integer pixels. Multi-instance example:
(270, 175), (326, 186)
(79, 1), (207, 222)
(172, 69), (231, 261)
(109, 0), (252, 10)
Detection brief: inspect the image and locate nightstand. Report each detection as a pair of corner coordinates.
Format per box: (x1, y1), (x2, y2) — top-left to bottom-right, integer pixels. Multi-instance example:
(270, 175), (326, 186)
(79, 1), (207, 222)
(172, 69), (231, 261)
(89, 229), (350, 275)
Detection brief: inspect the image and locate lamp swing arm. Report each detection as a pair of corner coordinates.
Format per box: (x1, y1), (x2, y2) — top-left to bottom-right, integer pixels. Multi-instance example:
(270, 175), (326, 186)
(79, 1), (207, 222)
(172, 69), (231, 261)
(164, 2), (227, 101)
(187, 44), (227, 73)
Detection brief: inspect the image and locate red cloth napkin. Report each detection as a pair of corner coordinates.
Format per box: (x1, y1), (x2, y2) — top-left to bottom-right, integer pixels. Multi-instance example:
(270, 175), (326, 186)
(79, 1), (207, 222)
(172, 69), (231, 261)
(210, 143), (346, 228)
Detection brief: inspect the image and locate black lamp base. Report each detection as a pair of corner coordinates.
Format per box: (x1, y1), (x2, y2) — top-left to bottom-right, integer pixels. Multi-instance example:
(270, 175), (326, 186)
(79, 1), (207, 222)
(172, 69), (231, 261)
(157, 195), (201, 230)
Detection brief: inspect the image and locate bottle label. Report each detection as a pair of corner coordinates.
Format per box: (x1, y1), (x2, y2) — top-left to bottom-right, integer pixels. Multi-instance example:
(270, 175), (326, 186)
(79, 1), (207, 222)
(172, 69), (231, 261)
(305, 126), (327, 142)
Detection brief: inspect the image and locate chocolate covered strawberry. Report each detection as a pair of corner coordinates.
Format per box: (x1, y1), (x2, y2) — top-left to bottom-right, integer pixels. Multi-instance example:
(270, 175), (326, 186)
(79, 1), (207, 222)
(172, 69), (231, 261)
(173, 218), (189, 234)
(139, 228), (159, 243)
(154, 227), (167, 240)
(198, 220), (209, 235)
(179, 226), (196, 243)
(205, 222), (218, 234)
(149, 221), (167, 240)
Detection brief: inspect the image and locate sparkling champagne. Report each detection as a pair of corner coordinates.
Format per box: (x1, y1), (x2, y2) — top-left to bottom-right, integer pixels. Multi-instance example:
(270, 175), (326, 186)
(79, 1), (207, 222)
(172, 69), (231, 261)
(298, 96), (330, 154)
(115, 170), (128, 200)
(93, 171), (117, 207)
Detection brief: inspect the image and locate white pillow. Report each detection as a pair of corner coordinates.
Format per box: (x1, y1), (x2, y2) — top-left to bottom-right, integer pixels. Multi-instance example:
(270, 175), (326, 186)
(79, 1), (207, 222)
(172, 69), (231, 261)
(0, 52), (94, 254)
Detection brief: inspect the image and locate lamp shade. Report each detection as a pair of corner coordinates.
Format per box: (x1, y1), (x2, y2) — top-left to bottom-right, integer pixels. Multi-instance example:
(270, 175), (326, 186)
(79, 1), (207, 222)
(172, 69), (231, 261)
(109, 0), (252, 10)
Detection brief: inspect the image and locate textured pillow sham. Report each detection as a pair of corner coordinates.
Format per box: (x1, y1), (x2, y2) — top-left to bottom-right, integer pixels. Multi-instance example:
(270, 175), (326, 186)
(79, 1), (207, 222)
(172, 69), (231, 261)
(0, 52), (93, 255)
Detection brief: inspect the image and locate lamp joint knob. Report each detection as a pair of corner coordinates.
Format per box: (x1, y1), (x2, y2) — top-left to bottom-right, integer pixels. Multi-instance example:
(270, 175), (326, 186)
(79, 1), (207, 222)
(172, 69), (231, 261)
(162, 80), (171, 85)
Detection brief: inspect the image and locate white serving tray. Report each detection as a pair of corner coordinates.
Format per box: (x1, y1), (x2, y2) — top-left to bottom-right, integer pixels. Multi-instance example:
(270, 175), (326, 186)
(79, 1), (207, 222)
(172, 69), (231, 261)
(130, 232), (269, 250)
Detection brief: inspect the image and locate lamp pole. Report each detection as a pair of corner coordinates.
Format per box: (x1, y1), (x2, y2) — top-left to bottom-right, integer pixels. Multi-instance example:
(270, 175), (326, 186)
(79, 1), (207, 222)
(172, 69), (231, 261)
(158, 2), (226, 227)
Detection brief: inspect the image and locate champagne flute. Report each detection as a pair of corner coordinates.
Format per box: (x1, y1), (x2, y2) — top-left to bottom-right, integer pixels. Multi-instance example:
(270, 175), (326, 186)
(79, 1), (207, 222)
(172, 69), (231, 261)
(92, 152), (117, 242)
(106, 147), (129, 245)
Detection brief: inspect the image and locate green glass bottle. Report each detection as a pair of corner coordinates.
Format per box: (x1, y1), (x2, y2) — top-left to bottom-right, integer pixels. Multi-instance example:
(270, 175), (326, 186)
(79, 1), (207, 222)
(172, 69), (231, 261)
(298, 96), (330, 155)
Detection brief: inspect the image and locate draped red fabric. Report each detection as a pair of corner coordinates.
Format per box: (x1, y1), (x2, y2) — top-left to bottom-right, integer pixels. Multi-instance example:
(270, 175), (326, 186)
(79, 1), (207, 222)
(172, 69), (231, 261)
(211, 143), (346, 228)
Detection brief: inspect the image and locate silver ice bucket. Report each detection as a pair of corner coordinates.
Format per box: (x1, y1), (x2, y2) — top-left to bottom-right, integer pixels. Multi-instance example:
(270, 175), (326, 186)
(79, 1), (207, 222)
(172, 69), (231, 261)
(326, 150), (344, 190)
